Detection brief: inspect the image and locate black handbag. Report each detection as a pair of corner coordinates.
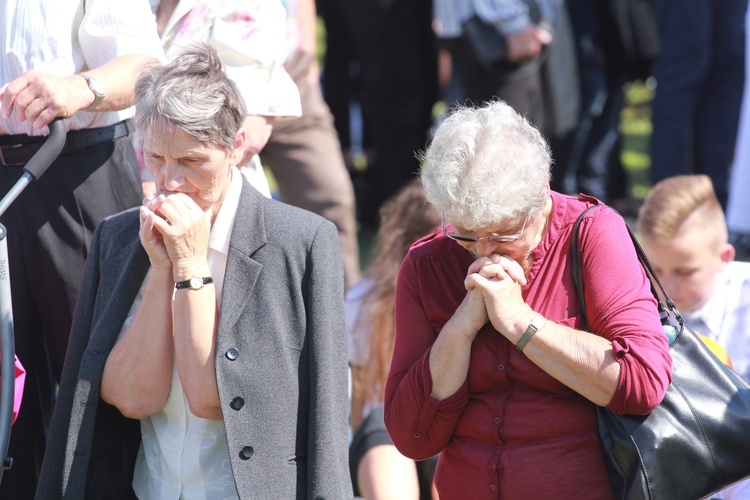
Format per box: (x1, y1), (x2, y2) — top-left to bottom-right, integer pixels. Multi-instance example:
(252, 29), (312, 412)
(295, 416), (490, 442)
(461, 14), (508, 71)
(460, 0), (544, 73)
(571, 204), (750, 500)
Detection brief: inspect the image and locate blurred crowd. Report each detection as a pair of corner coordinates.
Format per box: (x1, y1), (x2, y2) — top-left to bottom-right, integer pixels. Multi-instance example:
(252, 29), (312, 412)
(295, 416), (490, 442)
(318, 0), (750, 256)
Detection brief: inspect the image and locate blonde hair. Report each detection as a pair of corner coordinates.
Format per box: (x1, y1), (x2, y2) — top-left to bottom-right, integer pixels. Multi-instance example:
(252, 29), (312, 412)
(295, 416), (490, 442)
(636, 174), (727, 248)
(352, 179), (440, 408)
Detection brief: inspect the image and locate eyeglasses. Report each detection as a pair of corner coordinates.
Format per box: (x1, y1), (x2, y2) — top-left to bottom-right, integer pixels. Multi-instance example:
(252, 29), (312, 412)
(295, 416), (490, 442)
(441, 212), (530, 244)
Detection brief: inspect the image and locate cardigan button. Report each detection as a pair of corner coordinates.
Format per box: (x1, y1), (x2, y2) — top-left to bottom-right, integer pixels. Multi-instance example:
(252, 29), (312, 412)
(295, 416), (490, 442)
(230, 397), (245, 411)
(225, 347), (239, 360)
(239, 446), (254, 460)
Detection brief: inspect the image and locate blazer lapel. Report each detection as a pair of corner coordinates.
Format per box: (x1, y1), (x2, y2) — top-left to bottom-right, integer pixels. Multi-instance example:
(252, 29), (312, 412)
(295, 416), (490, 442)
(217, 182), (267, 334)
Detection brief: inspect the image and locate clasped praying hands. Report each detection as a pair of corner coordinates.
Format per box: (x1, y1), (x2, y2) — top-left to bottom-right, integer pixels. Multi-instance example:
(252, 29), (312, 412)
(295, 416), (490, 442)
(139, 192), (212, 278)
(465, 253), (535, 342)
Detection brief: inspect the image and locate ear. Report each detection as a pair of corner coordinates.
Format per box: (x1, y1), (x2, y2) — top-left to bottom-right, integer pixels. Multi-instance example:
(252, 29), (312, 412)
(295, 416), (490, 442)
(718, 242), (735, 269)
(230, 127), (246, 166)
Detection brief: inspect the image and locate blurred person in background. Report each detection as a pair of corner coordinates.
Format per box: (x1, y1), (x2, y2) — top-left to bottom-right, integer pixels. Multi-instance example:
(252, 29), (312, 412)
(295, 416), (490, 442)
(637, 175), (750, 385)
(550, 0), (660, 214)
(433, 0), (554, 130)
(726, 5), (750, 261)
(637, 174), (750, 499)
(260, 0), (361, 289)
(649, 0), (748, 210)
(316, 0), (438, 233)
(348, 178), (440, 499)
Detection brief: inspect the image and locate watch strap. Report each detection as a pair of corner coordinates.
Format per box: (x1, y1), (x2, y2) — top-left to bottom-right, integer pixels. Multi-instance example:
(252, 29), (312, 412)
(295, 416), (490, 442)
(175, 276), (213, 290)
(516, 316), (546, 352)
(79, 74), (104, 110)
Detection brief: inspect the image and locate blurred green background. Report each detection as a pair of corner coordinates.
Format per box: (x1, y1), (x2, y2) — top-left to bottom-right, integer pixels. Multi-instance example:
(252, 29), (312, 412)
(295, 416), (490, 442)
(620, 80), (655, 203)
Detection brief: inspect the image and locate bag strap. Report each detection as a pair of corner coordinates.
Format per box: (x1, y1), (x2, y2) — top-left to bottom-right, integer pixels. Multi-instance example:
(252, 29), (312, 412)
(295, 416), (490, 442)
(570, 205), (600, 332)
(570, 202), (683, 339)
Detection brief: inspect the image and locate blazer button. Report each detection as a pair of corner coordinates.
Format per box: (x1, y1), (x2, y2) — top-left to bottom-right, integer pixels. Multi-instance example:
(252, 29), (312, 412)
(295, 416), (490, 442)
(225, 347), (239, 360)
(239, 446), (254, 460)
(230, 397), (245, 411)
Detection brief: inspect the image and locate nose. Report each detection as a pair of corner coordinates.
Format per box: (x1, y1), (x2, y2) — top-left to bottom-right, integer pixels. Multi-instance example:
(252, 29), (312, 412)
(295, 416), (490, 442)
(473, 240), (497, 258)
(162, 160), (185, 191)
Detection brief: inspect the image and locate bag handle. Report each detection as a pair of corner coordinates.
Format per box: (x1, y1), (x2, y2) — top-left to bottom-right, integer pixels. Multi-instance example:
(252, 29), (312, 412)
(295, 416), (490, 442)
(570, 202), (683, 341)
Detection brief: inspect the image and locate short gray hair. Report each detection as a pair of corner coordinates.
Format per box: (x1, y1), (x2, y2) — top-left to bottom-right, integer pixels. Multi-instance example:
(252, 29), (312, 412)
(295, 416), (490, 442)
(134, 43), (247, 151)
(420, 100), (552, 229)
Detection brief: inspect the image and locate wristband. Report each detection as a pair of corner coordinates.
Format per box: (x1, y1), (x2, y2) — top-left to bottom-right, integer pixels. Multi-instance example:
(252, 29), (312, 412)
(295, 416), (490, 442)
(516, 316), (546, 352)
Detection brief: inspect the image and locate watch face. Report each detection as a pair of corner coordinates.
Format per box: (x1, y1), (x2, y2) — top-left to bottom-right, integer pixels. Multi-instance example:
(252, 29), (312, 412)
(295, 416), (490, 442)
(189, 276), (203, 289)
(531, 316), (546, 330)
(89, 77), (105, 96)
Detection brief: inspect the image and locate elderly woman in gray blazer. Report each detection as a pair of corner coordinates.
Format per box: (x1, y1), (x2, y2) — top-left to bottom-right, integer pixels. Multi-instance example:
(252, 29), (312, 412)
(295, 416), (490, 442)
(36, 44), (352, 499)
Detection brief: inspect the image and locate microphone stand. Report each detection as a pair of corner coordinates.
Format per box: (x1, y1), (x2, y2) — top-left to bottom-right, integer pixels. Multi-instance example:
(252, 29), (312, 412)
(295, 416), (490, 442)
(0, 118), (66, 480)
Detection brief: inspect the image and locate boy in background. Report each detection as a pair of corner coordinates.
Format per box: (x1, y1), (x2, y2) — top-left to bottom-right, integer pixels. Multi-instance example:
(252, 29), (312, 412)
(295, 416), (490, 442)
(637, 174), (750, 499)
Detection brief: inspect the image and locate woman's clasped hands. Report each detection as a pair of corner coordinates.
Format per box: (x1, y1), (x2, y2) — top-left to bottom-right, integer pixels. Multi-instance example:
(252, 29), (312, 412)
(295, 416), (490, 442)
(139, 192), (212, 273)
(464, 253), (534, 341)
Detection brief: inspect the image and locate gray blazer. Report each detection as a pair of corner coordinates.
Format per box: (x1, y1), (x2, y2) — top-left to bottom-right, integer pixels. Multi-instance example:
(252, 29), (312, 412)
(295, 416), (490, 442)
(36, 182), (353, 499)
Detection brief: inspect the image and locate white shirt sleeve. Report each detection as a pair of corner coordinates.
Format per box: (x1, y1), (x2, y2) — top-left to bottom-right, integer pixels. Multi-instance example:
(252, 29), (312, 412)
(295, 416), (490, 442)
(78, 0), (165, 72)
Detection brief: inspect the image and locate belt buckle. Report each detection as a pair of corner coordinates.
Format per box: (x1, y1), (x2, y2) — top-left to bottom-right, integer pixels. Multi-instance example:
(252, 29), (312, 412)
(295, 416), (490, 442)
(0, 144), (27, 167)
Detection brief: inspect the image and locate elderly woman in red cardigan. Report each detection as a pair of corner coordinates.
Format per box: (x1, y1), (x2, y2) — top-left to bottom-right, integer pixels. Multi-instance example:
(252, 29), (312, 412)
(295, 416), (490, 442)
(384, 100), (672, 499)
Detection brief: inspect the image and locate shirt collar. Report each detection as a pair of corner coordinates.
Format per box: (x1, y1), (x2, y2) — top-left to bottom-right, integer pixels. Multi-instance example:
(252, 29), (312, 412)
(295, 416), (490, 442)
(208, 166), (243, 256)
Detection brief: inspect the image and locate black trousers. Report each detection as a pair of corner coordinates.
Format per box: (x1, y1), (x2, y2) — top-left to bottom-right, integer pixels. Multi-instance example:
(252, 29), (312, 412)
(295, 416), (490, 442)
(650, 0), (748, 209)
(321, 0), (438, 231)
(0, 124), (142, 498)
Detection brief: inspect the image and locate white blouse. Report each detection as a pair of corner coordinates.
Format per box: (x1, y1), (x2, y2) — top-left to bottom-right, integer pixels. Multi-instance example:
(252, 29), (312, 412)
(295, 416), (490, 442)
(121, 169), (244, 499)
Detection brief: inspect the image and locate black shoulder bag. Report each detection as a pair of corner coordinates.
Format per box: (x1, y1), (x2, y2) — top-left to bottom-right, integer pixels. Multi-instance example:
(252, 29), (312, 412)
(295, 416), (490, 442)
(571, 204), (750, 499)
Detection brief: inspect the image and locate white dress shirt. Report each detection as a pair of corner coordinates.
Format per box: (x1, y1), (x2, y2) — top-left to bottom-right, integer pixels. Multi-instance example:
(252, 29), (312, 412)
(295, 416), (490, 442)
(0, 0), (164, 136)
(682, 260), (750, 384)
(120, 167), (244, 499)
(704, 266), (750, 500)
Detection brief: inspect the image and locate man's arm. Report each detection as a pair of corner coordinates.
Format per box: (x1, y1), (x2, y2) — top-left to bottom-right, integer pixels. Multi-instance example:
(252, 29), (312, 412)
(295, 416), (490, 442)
(473, 0), (553, 62)
(0, 53), (158, 129)
(506, 25), (552, 62)
(292, 0), (320, 86)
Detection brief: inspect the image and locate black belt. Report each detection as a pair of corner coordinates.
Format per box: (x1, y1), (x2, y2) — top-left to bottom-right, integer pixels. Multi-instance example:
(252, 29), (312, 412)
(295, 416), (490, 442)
(0, 120), (131, 167)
